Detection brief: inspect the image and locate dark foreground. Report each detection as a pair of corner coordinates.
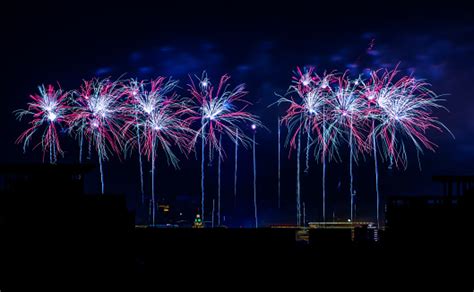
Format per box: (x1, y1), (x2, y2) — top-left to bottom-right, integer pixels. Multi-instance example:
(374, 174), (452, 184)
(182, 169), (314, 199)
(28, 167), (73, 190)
(1, 164), (472, 289)
(2, 224), (473, 289)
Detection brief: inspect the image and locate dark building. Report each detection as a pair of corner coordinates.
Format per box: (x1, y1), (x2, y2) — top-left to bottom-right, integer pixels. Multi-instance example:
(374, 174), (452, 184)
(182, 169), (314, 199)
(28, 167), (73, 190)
(384, 176), (473, 279)
(0, 164), (134, 284)
(0, 163), (132, 229)
(386, 175), (474, 243)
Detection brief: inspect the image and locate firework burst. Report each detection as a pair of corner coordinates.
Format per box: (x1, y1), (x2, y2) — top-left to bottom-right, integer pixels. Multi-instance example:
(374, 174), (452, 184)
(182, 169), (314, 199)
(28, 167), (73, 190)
(326, 73), (368, 220)
(123, 77), (193, 225)
(68, 78), (124, 194)
(187, 71), (261, 225)
(15, 84), (69, 164)
(278, 67), (336, 225)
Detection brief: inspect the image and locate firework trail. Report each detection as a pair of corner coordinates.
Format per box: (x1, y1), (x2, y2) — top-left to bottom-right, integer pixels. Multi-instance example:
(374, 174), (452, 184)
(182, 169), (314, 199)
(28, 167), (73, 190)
(186, 71), (261, 223)
(78, 131), (84, 163)
(278, 67), (334, 224)
(277, 118), (281, 209)
(212, 199), (215, 228)
(123, 78), (180, 205)
(68, 78), (124, 194)
(124, 79), (145, 202)
(123, 79), (193, 226)
(252, 124), (258, 228)
(296, 130), (302, 226)
(305, 128), (311, 173)
(218, 134), (222, 226)
(234, 128), (238, 208)
(15, 84), (69, 164)
(327, 73), (367, 221)
(201, 123), (206, 223)
(372, 125), (380, 227)
(319, 73), (337, 223)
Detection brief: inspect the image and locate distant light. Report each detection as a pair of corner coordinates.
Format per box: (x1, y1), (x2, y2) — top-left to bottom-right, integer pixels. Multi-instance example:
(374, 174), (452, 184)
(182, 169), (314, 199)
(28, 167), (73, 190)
(47, 112), (57, 122)
(251, 124), (256, 130)
(368, 94), (376, 101)
(201, 80), (208, 87)
(347, 219), (351, 222)
(92, 120), (99, 128)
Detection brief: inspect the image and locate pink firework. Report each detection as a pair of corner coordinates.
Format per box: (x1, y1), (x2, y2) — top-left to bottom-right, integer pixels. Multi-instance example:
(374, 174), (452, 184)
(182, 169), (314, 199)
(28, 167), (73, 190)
(279, 67), (336, 160)
(68, 78), (124, 194)
(15, 84), (69, 164)
(187, 72), (261, 154)
(363, 68), (451, 169)
(327, 73), (368, 154)
(187, 71), (261, 223)
(359, 67), (452, 227)
(326, 73), (368, 220)
(122, 77), (194, 225)
(278, 66), (336, 225)
(123, 77), (193, 167)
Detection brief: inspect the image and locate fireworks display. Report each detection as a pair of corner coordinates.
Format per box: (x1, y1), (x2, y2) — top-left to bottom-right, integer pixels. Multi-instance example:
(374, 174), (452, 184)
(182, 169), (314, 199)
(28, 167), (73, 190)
(68, 78), (124, 194)
(15, 84), (69, 164)
(278, 66), (452, 226)
(14, 65), (451, 228)
(186, 72), (261, 225)
(278, 67), (337, 225)
(122, 77), (193, 225)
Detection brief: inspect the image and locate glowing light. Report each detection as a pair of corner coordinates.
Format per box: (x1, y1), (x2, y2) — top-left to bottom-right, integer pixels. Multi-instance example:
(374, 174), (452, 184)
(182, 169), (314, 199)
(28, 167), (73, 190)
(251, 124), (256, 130)
(301, 73), (311, 86)
(47, 112), (57, 121)
(15, 84), (69, 164)
(321, 79), (328, 89)
(144, 105), (154, 114)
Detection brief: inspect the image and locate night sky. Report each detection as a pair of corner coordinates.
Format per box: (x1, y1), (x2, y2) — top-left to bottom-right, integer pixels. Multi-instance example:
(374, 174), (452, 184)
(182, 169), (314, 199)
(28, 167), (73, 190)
(3, 0), (474, 226)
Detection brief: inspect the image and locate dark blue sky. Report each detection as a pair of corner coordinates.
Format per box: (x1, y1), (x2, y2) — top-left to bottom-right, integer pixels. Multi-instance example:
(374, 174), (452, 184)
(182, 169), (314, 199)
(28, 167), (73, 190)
(3, 0), (474, 225)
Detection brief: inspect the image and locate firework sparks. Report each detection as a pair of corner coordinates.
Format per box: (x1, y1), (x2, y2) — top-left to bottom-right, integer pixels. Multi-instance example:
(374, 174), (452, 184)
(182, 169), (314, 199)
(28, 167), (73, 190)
(15, 84), (69, 164)
(68, 78), (124, 194)
(123, 77), (193, 226)
(278, 67), (336, 225)
(187, 71), (261, 225)
(123, 78), (180, 206)
(360, 67), (452, 227)
(327, 73), (368, 221)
